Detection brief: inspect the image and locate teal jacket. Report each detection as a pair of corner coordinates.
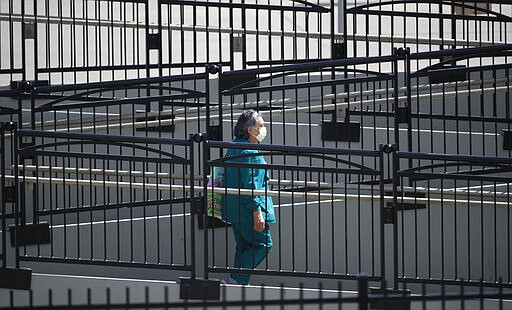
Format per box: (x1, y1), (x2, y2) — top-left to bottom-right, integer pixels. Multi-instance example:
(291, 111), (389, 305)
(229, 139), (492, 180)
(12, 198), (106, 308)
(221, 138), (276, 225)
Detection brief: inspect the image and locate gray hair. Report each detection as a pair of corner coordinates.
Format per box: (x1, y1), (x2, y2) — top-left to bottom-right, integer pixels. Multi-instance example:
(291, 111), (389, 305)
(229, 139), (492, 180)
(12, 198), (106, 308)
(233, 109), (262, 139)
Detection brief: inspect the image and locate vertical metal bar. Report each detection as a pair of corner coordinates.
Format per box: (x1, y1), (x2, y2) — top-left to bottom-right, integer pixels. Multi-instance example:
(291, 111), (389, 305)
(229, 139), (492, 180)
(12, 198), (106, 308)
(13, 123), (20, 268)
(378, 144), (386, 289)
(391, 146), (399, 290)
(203, 139), (209, 279)
(358, 274), (369, 310)
(393, 50), (400, 150)
(0, 124), (6, 269)
(190, 134), (196, 279)
(405, 48), (413, 172)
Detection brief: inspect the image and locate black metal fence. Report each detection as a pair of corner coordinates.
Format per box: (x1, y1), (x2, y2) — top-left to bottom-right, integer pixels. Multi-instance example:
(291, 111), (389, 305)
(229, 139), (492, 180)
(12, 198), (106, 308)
(1, 275), (512, 309)
(23, 73), (209, 139)
(393, 150), (512, 289)
(0, 123), (19, 270)
(204, 140), (386, 283)
(1, 126), (511, 292)
(213, 54), (400, 150)
(0, 0), (335, 86)
(12, 127), (198, 276)
(345, 0), (512, 58)
(2, 0), (511, 86)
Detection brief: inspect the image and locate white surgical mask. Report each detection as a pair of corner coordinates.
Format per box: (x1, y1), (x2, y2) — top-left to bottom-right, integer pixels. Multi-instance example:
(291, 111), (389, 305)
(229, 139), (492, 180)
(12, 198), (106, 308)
(254, 126), (267, 142)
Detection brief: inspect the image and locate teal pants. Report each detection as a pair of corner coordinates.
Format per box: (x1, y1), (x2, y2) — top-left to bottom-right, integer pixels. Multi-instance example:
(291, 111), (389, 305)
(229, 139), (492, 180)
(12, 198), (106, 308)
(230, 223), (272, 285)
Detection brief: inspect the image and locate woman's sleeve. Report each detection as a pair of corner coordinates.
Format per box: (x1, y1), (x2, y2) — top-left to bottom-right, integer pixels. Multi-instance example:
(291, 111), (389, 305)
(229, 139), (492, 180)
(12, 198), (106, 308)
(241, 151), (264, 212)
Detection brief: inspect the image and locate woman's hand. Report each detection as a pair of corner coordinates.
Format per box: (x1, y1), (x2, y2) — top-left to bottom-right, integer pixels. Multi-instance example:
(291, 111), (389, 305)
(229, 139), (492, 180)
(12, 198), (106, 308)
(253, 210), (265, 232)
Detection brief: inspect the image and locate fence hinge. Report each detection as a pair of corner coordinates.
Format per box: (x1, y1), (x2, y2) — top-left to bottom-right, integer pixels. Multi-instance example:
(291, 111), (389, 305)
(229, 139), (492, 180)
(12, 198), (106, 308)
(3, 185), (16, 203)
(232, 34), (244, 53)
(147, 33), (161, 50)
(24, 22), (36, 40)
(191, 196), (204, 215)
(10, 80), (49, 94)
(395, 106), (410, 124)
(383, 206), (395, 224)
(207, 125), (222, 141)
(503, 130), (512, 150)
(332, 42), (347, 59)
(10, 223), (51, 246)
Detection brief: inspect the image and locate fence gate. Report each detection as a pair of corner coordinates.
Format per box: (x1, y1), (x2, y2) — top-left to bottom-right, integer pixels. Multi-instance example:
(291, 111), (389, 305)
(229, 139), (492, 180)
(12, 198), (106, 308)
(12, 128), (197, 279)
(204, 140), (388, 286)
(392, 150), (512, 289)
(159, 0), (335, 73)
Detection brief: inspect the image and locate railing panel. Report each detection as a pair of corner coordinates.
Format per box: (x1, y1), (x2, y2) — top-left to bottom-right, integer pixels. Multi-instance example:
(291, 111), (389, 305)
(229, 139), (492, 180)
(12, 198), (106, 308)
(0, 122), (20, 270)
(24, 73), (209, 139)
(0, 0), (25, 84)
(393, 150), (512, 288)
(14, 129), (196, 274)
(204, 140), (386, 284)
(33, 0), (150, 85)
(345, 0), (512, 59)
(407, 45), (512, 157)
(160, 0), (334, 72)
(214, 55), (400, 155)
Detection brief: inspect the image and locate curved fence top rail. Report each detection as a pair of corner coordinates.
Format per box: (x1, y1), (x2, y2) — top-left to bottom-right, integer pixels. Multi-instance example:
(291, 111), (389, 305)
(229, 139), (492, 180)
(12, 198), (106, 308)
(347, 0), (512, 22)
(409, 44), (512, 61)
(31, 73), (207, 94)
(206, 140), (383, 157)
(219, 54), (398, 77)
(161, 0), (330, 13)
(17, 129), (193, 147)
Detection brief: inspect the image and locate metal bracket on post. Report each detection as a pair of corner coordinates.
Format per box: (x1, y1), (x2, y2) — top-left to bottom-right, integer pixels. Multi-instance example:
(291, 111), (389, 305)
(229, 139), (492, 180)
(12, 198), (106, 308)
(179, 277), (220, 300)
(369, 287), (411, 310)
(321, 121), (360, 142)
(394, 47), (408, 59)
(147, 33), (161, 50)
(503, 130), (512, 150)
(232, 34), (244, 53)
(207, 125), (222, 141)
(3, 185), (16, 203)
(0, 267), (32, 290)
(192, 196), (205, 230)
(9, 222), (51, 246)
(24, 22), (36, 40)
(383, 206), (395, 224)
(10, 80), (49, 95)
(332, 41), (347, 59)
(395, 106), (410, 124)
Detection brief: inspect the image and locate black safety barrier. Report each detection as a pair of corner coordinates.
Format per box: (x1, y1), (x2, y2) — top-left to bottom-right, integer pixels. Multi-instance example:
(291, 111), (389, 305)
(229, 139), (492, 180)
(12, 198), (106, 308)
(12, 128), (198, 280)
(204, 139), (389, 286)
(21, 72), (210, 141)
(346, 0), (512, 58)
(1, 274), (512, 309)
(392, 149), (512, 289)
(0, 125), (511, 294)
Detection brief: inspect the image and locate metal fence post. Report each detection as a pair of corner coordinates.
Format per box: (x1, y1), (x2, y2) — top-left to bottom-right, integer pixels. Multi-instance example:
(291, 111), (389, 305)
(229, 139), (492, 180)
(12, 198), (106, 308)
(0, 122), (32, 290)
(358, 273), (369, 310)
(391, 145), (399, 291)
(179, 133), (220, 300)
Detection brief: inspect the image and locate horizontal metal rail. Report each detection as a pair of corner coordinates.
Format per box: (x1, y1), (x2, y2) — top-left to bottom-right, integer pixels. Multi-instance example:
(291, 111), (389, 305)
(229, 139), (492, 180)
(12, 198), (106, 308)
(9, 165), (511, 200)
(0, 14), (501, 47)
(8, 175), (507, 208)
(32, 81), (506, 132)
